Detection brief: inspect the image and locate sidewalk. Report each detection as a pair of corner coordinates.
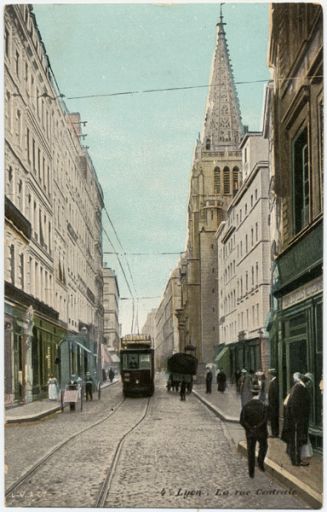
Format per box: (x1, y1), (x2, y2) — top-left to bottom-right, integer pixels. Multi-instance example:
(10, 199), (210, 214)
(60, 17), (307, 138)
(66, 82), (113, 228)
(5, 379), (118, 424)
(193, 383), (323, 509)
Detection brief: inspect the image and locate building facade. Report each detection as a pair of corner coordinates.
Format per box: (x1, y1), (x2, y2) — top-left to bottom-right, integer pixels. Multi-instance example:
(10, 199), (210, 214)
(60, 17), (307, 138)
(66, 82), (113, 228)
(141, 308), (157, 344)
(103, 267), (120, 350)
(4, 5), (104, 404)
(268, 3), (323, 450)
(155, 268), (181, 371)
(217, 132), (270, 378)
(176, 12), (243, 373)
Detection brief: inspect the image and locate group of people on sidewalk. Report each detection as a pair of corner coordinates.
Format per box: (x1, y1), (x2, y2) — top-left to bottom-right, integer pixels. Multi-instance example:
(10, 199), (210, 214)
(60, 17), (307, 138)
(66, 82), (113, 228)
(205, 367), (227, 393)
(239, 368), (314, 478)
(47, 372), (97, 402)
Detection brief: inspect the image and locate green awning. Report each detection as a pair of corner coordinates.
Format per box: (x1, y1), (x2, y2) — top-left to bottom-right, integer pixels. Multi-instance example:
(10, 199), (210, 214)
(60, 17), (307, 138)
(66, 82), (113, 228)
(214, 346), (229, 363)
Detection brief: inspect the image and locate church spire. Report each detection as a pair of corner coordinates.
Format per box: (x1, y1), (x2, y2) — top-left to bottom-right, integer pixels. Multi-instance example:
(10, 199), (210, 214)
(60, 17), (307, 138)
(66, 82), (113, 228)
(202, 6), (243, 151)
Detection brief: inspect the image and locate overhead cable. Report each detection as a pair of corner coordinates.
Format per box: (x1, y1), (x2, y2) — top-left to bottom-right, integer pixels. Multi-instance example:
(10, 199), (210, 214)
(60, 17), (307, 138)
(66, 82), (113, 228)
(64, 76), (323, 101)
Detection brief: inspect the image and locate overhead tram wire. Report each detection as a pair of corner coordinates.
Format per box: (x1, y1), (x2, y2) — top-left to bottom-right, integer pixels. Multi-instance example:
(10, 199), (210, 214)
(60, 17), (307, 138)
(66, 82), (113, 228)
(103, 206), (138, 296)
(103, 206), (141, 332)
(102, 225), (136, 333)
(66, 79), (271, 100)
(103, 251), (184, 256)
(63, 76), (323, 102)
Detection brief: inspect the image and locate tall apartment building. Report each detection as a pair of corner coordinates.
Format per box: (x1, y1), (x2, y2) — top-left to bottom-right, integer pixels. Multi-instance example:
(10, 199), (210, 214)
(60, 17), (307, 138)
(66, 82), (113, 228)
(141, 308), (157, 343)
(268, 3), (323, 451)
(4, 5), (104, 404)
(103, 266), (120, 350)
(155, 268), (181, 371)
(176, 11), (243, 372)
(217, 132), (270, 378)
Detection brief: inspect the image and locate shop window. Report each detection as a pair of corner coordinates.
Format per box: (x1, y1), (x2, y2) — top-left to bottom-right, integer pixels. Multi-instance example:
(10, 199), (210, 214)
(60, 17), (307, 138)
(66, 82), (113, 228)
(292, 127), (310, 234)
(287, 339), (307, 387)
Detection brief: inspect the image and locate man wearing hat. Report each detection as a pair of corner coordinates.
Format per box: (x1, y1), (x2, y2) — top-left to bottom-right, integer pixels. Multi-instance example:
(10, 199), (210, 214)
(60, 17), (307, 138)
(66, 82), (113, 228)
(240, 383), (269, 478)
(240, 369), (252, 407)
(268, 369), (279, 437)
(283, 372), (311, 466)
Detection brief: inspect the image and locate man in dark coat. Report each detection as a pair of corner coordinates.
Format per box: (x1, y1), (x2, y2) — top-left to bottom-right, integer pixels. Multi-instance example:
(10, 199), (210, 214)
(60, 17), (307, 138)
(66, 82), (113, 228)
(240, 384), (268, 478)
(217, 369), (227, 392)
(268, 369), (279, 437)
(85, 372), (94, 401)
(205, 368), (213, 393)
(284, 373), (311, 466)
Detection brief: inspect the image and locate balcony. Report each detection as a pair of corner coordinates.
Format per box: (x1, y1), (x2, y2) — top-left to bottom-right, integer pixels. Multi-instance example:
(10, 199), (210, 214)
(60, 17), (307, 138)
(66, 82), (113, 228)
(5, 197), (31, 240)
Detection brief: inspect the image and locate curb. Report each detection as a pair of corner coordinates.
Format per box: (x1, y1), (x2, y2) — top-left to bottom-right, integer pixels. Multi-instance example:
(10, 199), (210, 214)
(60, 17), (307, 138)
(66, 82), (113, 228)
(5, 405), (62, 424)
(5, 380), (119, 424)
(238, 441), (322, 509)
(192, 390), (239, 423)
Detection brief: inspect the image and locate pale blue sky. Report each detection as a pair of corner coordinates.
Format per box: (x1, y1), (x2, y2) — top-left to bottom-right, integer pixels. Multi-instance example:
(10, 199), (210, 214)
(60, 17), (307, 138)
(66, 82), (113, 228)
(33, 2), (269, 334)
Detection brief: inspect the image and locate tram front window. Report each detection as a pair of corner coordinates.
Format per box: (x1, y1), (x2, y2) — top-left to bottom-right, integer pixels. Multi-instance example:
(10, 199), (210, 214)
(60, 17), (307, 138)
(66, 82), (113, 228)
(139, 354), (150, 369)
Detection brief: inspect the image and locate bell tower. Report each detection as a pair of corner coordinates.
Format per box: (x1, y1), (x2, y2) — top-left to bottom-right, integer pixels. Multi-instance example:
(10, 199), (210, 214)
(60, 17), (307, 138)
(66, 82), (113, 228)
(182, 5), (243, 370)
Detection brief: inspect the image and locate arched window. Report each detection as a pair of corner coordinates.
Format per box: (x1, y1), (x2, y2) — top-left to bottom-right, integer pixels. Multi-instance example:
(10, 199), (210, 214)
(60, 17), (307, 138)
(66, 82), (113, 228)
(233, 167), (239, 194)
(206, 138), (211, 150)
(214, 167), (220, 193)
(223, 166), (230, 194)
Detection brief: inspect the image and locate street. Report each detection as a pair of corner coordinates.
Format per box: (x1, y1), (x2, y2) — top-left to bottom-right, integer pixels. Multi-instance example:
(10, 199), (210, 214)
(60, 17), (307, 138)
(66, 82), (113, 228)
(5, 376), (307, 508)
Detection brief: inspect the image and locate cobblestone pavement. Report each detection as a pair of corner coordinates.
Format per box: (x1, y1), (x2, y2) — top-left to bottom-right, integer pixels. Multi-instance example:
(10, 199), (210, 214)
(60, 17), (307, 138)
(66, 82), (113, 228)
(6, 376), (308, 508)
(5, 382), (123, 490)
(104, 378), (307, 509)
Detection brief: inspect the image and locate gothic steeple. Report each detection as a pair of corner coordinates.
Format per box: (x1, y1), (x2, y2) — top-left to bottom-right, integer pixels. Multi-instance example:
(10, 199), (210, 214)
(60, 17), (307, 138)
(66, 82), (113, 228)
(202, 6), (243, 151)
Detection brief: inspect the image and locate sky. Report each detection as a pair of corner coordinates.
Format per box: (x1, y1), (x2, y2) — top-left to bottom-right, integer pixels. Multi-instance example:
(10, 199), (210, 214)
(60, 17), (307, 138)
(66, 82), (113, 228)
(32, 1), (270, 335)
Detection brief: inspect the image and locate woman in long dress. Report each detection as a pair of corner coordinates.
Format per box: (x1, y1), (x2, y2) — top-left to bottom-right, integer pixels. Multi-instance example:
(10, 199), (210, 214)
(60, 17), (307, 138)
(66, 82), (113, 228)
(48, 376), (59, 400)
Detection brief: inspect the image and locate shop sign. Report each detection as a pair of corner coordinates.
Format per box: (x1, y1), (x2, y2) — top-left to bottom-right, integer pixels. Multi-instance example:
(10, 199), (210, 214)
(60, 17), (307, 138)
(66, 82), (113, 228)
(282, 276), (323, 310)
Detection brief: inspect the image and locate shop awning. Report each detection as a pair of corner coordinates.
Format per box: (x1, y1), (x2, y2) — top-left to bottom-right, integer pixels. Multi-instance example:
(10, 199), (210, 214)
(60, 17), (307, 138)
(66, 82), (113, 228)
(101, 345), (111, 364)
(73, 340), (92, 354)
(214, 346), (229, 364)
(109, 354), (120, 363)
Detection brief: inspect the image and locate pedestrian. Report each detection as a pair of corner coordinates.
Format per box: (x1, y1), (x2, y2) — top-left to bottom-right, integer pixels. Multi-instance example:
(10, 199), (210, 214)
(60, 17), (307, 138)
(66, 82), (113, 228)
(85, 372), (93, 401)
(205, 367), (213, 393)
(240, 369), (252, 407)
(217, 368), (227, 392)
(109, 368), (115, 383)
(267, 369), (279, 437)
(47, 375), (58, 400)
(235, 368), (242, 393)
(180, 378), (186, 401)
(240, 383), (268, 478)
(282, 372), (311, 466)
(256, 370), (266, 402)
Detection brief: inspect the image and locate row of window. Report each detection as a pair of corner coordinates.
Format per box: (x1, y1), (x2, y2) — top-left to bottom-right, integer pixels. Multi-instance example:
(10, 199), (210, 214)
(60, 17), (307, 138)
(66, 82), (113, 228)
(221, 262), (260, 315)
(221, 303), (261, 341)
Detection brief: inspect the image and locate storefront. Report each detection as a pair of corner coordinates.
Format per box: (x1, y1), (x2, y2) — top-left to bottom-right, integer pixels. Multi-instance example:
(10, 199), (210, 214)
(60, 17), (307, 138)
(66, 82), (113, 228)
(57, 334), (99, 390)
(271, 220), (323, 451)
(4, 289), (66, 405)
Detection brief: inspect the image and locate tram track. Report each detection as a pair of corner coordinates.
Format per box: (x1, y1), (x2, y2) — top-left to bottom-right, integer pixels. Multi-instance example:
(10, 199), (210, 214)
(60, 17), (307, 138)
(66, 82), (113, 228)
(6, 395), (152, 508)
(5, 397), (125, 500)
(96, 397), (151, 507)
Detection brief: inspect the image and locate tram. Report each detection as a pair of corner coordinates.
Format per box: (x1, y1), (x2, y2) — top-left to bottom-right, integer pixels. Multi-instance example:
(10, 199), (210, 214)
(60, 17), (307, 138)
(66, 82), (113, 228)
(120, 334), (155, 397)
